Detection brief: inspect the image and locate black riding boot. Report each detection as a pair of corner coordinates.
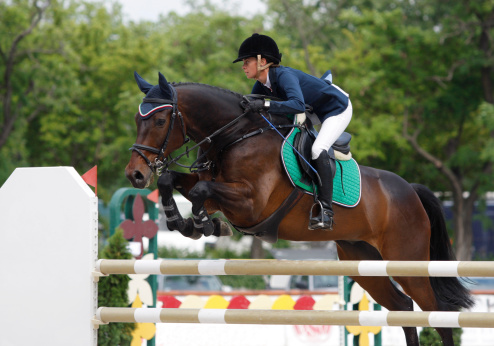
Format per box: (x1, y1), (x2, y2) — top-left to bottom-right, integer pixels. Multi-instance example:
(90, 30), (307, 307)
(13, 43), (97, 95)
(309, 150), (335, 230)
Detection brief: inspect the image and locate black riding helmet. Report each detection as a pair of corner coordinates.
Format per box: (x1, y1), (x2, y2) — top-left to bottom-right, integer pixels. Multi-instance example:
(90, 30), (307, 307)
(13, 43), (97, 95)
(233, 33), (282, 64)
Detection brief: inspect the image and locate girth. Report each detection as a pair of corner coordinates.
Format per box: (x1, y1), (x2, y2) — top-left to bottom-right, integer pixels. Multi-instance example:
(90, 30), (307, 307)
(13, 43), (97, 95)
(231, 188), (305, 243)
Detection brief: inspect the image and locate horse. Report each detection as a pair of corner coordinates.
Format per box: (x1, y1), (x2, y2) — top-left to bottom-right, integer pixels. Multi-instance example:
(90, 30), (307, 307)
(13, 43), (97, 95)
(125, 72), (473, 346)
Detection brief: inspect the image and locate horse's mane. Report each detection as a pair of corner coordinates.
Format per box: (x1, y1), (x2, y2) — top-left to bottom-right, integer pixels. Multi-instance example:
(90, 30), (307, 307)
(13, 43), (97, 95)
(172, 82), (244, 100)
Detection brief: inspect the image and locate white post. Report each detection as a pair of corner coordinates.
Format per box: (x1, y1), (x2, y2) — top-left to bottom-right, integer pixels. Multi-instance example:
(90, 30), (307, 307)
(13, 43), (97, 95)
(0, 167), (98, 346)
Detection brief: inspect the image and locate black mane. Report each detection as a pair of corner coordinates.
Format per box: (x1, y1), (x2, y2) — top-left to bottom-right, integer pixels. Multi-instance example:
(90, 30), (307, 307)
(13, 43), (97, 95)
(172, 82), (244, 100)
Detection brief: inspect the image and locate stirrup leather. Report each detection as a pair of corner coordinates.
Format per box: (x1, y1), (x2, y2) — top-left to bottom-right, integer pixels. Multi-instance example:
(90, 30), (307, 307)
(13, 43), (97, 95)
(309, 201), (334, 230)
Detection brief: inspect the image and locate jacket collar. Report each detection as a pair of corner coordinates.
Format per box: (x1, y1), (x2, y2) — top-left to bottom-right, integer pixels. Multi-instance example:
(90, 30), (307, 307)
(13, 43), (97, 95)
(267, 67), (279, 95)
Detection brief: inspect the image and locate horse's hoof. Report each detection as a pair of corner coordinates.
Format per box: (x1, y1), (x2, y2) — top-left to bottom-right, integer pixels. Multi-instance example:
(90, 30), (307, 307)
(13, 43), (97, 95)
(212, 218), (233, 237)
(187, 229), (203, 240)
(166, 217), (183, 232)
(202, 220), (215, 237)
(177, 218), (195, 237)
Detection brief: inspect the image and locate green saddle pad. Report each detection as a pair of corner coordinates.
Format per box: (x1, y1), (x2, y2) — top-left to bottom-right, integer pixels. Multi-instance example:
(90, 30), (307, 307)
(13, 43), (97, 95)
(281, 127), (361, 207)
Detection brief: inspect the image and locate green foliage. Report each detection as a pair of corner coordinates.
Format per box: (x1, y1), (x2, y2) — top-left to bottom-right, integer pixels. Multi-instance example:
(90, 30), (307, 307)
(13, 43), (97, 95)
(220, 274), (267, 290)
(98, 229), (135, 345)
(2, 0), (494, 261)
(272, 239), (292, 248)
(159, 241), (275, 260)
(419, 327), (462, 346)
(0, 0), (267, 199)
(158, 245), (204, 259)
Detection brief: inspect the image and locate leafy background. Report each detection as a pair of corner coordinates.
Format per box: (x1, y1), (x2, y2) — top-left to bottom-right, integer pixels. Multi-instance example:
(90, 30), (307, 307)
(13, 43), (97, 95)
(2, 0), (494, 260)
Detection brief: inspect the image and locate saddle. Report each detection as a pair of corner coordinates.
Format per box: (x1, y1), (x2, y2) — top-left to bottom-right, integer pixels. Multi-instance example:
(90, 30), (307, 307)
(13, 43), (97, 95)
(232, 113), (361, 244)
(292, 113), (352, 186)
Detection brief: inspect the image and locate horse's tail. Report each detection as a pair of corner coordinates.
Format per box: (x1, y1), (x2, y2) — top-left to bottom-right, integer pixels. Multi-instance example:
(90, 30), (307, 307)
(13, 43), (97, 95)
(411, 183), (475, 311)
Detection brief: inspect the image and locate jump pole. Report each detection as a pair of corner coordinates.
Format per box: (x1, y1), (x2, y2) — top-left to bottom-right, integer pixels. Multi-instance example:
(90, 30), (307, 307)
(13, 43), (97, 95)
(95, 259), (494, 278)
(95, 308), (494, 328)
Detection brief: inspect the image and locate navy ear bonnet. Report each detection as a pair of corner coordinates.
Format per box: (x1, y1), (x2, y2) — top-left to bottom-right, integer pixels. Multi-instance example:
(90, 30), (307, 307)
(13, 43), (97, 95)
(134, 71), (175, 119)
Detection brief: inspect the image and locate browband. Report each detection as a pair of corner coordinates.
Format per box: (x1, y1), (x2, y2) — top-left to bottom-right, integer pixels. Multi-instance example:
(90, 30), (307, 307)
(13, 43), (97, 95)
(143, 97), (176, 104)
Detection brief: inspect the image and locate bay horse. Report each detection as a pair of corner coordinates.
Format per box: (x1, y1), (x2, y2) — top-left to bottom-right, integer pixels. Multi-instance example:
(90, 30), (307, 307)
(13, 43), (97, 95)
(125, 72), (473, 346)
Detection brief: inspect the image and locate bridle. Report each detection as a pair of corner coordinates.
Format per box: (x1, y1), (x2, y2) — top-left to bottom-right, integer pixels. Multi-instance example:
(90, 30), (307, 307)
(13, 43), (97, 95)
(130, 85), (188, 173)
(130, 91), (298, 176)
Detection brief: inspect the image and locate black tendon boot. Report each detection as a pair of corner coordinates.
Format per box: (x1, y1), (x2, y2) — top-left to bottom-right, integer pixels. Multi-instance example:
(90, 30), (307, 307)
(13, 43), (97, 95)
(309, 150), (335, 230)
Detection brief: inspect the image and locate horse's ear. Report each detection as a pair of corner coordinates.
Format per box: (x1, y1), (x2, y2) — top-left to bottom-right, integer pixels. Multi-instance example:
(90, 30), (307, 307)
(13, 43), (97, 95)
(158, 72), (173, 99)
(134, 71), (153, 94)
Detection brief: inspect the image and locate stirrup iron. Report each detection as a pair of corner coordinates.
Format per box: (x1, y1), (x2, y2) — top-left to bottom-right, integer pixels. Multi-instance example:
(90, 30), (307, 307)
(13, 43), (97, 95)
(309, 201), (334, 231)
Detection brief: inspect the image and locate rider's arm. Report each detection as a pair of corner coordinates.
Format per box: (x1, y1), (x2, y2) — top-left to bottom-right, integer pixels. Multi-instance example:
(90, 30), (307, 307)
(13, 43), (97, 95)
(267, 70), (305, 115)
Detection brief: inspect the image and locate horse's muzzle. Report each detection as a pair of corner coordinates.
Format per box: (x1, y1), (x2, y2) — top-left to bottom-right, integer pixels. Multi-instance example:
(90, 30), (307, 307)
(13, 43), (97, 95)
(125, 165), (152, 189)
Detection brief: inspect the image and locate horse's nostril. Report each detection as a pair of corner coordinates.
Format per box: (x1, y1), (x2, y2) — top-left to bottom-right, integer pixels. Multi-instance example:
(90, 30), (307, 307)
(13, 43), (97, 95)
(133, 170), (144, 181)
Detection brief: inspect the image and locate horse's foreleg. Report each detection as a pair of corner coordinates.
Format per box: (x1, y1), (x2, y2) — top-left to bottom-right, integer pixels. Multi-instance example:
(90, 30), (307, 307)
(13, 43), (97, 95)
(187, 180), (257, 237)
(157, 171), (202, 240)
(159, 172), (233, 238)
(187, 180), (219, 237)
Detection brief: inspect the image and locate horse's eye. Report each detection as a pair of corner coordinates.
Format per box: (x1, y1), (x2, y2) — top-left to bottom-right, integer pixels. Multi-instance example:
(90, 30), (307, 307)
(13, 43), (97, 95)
(155, 118), (167, 126)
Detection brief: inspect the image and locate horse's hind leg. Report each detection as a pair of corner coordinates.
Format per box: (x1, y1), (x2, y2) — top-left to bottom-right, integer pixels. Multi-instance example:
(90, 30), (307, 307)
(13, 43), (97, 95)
(336, 241), (420, 346)
(377, 218), (455, 343)
(392, 275), (455, 345)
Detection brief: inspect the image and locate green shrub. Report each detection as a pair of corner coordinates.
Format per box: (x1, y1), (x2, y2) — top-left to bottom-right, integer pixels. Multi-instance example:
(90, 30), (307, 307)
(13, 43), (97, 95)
(98, 229), (135, 346)
(158, 245), (203, 259)
(419, 327), (462, 346)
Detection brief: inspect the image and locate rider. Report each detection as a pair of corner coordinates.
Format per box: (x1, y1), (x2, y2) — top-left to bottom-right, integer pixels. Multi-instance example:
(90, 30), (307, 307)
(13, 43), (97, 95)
(233, 33), (352, 230)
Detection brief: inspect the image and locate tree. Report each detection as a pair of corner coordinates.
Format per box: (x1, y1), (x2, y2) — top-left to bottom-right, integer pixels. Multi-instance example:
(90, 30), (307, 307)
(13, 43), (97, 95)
(266, 0), (494, 259)
(0, 0), (60, 179)
(427, 0), (494, 259)
(24, 1), (158, 200)
(0, 0), (50, 148)
(5, 0), (491, 260)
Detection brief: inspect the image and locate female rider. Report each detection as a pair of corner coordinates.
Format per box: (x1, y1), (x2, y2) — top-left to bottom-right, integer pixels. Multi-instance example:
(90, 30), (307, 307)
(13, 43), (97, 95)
(233, 33), (352, 230)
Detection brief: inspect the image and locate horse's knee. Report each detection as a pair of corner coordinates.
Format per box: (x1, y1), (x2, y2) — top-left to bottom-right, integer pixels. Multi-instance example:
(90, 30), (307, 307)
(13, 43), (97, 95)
(189, 181), (212, 203)
(157, 172), (175, 199)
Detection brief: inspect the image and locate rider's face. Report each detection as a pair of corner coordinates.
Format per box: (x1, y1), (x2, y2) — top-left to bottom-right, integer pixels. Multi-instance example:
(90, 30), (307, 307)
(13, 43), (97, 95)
(242, 57), (257, 79)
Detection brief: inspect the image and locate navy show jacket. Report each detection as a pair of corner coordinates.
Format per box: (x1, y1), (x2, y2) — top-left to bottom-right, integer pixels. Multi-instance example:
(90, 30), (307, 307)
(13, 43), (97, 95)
(251, 66), (350, 122)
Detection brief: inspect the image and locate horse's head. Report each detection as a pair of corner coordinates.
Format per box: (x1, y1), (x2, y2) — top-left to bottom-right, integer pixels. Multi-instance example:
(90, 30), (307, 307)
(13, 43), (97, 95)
(125, 72), (187, 188)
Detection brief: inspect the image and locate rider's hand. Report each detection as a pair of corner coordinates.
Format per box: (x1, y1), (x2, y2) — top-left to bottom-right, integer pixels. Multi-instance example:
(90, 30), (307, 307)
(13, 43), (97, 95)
(241, 99), (268, 113)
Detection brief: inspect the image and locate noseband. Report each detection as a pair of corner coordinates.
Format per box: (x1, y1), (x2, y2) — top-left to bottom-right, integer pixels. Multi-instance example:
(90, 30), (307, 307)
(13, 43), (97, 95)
(130, 85), (188, 173)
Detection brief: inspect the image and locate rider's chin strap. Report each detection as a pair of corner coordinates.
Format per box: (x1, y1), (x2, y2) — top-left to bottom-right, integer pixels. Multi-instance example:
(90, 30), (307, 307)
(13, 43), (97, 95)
(255, 54), (273, 79)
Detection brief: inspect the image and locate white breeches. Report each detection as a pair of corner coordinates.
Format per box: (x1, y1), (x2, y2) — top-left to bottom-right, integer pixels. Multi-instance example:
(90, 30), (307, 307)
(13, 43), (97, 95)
(311, 100), (353, 159)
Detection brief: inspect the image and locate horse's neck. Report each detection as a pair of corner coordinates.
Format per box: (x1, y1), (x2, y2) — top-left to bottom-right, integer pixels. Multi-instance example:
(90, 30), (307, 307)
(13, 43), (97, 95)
(177, 85), (292, 154)
(178, 86), (245, 140)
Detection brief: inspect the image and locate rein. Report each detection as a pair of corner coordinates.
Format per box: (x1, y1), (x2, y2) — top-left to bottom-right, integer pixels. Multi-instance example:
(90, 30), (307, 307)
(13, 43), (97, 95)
(159, 106), (252, 174)
(167, 123), (300, 173)
(160, 95), (299, 174)
(131, 92), (300, 175)
(131, 88), (254, 175)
